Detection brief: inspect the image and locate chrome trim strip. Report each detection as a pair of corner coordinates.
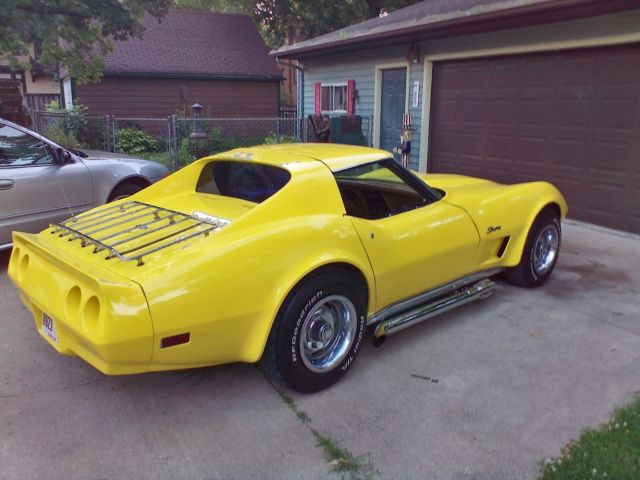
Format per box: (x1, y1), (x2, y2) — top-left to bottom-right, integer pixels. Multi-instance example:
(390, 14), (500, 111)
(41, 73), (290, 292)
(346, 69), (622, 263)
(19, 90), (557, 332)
(373, 278), (496, 338)
(367, 268), (503, 326)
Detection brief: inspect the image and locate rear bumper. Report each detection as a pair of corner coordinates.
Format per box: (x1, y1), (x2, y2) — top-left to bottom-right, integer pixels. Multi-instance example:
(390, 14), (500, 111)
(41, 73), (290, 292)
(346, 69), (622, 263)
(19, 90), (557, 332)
(8, 232), (153, 374)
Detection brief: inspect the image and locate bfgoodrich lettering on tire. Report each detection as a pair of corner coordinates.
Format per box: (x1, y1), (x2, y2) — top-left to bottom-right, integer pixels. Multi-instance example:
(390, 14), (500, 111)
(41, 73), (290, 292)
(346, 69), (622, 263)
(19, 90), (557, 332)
(261, 270), (366, 393)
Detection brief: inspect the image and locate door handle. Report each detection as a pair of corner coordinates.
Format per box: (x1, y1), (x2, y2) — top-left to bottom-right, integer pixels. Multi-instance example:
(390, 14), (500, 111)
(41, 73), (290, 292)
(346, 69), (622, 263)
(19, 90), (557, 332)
(0, 179), (15, 190)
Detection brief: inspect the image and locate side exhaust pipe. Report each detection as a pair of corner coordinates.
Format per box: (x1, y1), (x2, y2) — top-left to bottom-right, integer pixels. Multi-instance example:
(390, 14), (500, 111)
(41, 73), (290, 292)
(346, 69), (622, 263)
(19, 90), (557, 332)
(372, 278), (495, 344)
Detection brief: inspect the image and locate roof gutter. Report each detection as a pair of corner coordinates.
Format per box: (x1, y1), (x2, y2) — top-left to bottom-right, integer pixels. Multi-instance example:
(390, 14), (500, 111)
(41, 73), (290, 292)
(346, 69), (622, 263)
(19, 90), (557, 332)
(273, 0), (639, 58)
(103, 71), (283, 82)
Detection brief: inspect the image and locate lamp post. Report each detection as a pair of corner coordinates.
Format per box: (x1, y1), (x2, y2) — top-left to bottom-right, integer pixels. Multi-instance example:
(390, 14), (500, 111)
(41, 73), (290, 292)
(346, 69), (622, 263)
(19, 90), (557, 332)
(189, 102), (207, 157)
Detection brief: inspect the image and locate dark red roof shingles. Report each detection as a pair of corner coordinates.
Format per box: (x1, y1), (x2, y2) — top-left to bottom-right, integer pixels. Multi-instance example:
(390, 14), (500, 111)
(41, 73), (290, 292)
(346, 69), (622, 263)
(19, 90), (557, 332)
(104, 10), (280, 78)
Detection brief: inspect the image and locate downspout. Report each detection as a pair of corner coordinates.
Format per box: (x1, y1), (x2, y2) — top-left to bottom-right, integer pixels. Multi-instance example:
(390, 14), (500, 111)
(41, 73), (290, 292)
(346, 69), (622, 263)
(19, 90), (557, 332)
(276, 58), (304, 118)
(294, 62), (304, 119)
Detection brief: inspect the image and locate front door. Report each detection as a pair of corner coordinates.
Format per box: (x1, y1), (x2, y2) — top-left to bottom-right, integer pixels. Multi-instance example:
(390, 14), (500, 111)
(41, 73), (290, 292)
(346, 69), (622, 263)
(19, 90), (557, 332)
(379, 68), (407, 156)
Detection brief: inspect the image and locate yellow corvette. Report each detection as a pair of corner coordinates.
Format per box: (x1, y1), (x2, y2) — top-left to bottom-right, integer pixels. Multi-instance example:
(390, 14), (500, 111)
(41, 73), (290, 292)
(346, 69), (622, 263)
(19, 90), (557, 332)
(8, 144), (567, 392)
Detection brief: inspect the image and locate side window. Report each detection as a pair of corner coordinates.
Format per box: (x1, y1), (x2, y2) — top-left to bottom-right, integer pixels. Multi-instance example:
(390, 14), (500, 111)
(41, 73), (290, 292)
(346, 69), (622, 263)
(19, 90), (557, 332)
(196, 160), (291, 204)
(321, 84), (348, 113)
(0, 124), (53, 167)
(334, 160), (436, 220)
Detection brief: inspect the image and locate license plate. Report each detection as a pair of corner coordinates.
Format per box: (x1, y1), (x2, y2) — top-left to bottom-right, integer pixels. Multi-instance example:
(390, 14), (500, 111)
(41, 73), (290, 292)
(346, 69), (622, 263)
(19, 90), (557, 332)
(41, 312), (59, 345)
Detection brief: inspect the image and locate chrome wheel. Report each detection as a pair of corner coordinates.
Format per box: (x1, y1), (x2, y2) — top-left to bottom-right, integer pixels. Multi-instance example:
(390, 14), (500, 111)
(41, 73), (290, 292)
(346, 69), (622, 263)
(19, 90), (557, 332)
(299, 294), (357, 373)
(532, 224), (559, 276)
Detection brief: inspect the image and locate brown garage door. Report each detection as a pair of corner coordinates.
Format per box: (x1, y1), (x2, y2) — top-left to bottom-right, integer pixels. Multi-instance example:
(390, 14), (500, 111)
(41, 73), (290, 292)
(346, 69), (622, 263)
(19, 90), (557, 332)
(428, 44), (640, 234)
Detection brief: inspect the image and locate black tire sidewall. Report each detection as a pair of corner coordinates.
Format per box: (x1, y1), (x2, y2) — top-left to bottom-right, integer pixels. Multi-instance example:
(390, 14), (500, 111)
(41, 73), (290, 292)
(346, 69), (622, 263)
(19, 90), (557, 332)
(274, 272), (366, 393)
(108, 183), (143, 202)
(524, 213), (561, 286)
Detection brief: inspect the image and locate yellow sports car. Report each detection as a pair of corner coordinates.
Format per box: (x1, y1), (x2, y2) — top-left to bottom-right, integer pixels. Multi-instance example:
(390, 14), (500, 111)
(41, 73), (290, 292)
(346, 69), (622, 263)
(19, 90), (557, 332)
(8, 144), (567, 392)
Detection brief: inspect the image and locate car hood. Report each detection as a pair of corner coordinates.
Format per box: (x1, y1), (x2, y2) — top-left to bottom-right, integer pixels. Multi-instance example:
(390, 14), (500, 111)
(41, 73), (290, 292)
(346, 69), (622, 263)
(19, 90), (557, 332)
(81, 149), (151, 163)
(417, 172), (498, 191)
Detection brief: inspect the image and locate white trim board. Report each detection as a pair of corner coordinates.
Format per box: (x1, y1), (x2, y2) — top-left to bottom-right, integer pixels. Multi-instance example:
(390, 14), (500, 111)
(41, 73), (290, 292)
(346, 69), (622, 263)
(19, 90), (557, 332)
(418, 34), (640, 172)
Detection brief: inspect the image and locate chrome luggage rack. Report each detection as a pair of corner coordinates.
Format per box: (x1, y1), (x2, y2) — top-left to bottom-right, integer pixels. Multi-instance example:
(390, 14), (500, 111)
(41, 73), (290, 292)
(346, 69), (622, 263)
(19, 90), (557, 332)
(50, 201), (230, 266)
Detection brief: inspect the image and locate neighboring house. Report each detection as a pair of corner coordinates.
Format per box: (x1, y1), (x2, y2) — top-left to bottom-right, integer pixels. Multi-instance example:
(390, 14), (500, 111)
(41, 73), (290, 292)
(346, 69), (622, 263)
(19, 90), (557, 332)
(274, 0), (640, 234)
(63, 10), (282, 118)
(0, 47), (61, 111)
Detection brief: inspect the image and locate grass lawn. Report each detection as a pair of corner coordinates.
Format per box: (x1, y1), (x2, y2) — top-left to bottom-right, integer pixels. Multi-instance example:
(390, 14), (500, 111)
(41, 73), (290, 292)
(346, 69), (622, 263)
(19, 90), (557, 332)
(539, 397), (640, 479)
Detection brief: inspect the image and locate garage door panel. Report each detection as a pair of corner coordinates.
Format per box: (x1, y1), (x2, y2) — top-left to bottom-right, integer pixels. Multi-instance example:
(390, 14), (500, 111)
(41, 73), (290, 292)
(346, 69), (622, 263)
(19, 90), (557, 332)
(598, 99), (636, 129)
(521, 100), (549, 126)
(429, 43), (640, 233)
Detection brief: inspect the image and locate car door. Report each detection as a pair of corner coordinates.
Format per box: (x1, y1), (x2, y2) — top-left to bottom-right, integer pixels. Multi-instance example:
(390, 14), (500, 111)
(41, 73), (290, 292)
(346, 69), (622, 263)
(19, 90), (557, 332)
(0, 122), (94, 246)
(335, 160), (480, 312)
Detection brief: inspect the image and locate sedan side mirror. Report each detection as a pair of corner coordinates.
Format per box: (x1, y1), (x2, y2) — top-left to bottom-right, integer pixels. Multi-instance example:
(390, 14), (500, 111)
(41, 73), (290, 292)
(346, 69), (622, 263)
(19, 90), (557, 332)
(53, 147), (72, 165)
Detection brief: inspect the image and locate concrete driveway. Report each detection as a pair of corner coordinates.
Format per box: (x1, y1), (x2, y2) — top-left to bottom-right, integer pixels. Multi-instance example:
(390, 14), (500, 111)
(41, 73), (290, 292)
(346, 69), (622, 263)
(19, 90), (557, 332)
(1, 221), (639, 480)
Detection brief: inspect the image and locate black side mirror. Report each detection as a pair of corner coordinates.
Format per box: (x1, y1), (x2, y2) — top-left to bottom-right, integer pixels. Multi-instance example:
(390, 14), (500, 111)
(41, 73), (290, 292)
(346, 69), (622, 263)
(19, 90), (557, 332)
(53, 147), (72, 165)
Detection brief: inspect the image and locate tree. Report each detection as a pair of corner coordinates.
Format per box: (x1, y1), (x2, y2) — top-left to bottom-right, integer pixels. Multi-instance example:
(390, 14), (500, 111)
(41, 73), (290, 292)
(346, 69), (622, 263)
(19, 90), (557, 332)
(0, 0), (171, 84)
(174, 0), (421, 48)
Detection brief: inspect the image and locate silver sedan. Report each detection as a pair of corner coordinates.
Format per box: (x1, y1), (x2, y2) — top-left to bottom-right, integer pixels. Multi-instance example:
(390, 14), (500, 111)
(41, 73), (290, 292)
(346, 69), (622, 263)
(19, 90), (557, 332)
(0, 118), (169, 250)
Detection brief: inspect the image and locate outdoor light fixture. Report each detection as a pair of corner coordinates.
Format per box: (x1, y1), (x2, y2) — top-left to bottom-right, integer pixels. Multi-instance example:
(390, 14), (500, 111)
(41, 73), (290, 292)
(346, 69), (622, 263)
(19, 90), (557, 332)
(406, 45), (421, 64)
(190, 102), (207, 139)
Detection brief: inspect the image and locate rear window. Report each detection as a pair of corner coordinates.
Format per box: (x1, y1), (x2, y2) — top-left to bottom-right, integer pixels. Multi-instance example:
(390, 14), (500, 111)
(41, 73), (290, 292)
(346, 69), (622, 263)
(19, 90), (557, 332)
(196, 160), (291, 203)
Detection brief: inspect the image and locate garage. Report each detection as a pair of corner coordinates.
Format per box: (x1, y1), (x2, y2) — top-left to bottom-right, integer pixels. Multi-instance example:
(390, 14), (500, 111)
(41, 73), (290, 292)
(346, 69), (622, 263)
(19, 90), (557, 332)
(428, 43), (640, 234)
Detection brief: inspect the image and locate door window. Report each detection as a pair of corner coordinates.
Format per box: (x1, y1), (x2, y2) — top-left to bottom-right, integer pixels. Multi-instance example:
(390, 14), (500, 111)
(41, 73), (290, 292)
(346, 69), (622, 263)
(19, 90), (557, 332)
(0, 124), (52, 167)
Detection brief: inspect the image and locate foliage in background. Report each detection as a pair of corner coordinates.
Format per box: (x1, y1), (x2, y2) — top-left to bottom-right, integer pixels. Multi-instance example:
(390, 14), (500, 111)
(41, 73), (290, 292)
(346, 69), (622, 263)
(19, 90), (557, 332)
(174, 0), (420, 48)
(2, 0), (418, 86)
(264, 132), (297, 144)
(116, 127), (160, 154)
(539, 397), (640, 480)
(0, 0), (170, 84)
(41, 99), (87, 148)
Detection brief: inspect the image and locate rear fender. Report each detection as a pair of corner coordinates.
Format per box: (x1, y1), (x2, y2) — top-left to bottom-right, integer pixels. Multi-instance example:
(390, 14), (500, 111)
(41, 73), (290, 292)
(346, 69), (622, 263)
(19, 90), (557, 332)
(142, 215), (374, 368)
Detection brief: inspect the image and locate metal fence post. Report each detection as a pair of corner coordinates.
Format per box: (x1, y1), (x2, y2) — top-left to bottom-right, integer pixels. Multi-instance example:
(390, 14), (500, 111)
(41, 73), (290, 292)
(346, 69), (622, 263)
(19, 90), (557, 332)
(104, 115), (110, 151)
(169, 114), (179, 171)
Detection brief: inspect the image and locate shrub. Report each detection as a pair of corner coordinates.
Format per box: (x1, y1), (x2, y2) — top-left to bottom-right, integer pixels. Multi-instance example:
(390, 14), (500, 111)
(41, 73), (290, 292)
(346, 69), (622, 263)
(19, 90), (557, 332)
(116, 128), (160, 154)
(263, 132), (298, 144)
(42, 100), (87, 148)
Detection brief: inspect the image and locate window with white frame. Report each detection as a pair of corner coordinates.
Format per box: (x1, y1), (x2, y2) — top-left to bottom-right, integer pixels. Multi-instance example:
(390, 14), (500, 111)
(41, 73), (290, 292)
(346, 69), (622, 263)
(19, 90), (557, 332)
(321, 84), (347, 112)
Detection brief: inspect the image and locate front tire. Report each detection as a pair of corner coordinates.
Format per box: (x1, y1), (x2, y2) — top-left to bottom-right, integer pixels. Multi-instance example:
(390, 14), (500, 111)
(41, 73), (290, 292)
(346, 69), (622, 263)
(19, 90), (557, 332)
(108, 182), (143, 202)
(261, 271), (366, 393)
(504, 209), (561, 288)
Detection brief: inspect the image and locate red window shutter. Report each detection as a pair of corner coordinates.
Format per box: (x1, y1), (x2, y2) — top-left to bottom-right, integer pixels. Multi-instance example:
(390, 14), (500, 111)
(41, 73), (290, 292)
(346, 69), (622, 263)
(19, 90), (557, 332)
(347, 80), (356, 115)
(314, 82), (322, 115)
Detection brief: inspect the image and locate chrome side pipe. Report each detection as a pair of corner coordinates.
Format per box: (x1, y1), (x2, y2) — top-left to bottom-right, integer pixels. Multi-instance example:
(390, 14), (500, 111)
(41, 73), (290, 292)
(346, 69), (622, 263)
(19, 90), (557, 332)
(371, 278), (496, 343)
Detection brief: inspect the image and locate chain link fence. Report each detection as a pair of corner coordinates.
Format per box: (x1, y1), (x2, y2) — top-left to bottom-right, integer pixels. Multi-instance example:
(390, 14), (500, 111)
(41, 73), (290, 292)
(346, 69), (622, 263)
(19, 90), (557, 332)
(29, 111), (373, 172)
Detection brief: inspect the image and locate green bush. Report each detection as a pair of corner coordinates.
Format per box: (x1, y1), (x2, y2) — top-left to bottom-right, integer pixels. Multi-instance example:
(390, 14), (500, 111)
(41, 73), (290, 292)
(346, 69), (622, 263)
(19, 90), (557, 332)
(263, 132), (298, 144)
(179, 137), (196, 165)
(42, 100), (87, 148)
(116, 128), (160, 154)
(209, 126), (247, 152)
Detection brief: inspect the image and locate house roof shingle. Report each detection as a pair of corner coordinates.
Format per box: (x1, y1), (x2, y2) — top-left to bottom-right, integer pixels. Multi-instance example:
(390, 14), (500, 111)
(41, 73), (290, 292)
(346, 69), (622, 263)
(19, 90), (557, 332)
(104, 10), (281, 79)
(273, 0), (635, 58)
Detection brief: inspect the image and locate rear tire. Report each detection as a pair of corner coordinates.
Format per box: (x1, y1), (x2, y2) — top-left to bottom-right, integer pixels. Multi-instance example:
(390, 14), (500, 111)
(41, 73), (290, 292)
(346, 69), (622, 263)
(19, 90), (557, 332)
(260, 270), (366, 393)
(504, 209), (561, 288)
(108, 182), (143, 202)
